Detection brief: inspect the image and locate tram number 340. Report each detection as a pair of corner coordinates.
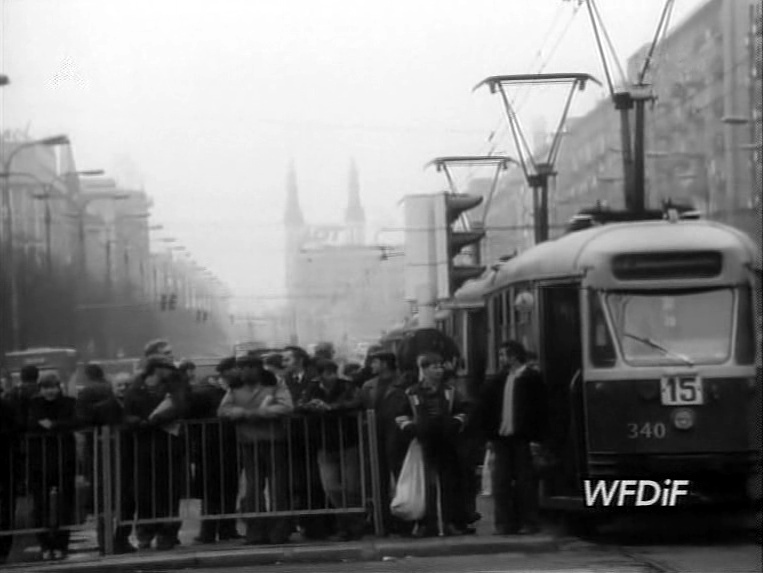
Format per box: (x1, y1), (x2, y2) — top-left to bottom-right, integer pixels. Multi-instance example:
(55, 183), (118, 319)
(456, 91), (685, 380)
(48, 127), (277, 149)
(627, 422), (666, 439)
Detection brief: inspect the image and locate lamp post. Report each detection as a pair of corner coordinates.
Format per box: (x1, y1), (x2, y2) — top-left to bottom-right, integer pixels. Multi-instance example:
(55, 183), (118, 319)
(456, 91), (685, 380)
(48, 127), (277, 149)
(73, 190), (129, 285)
(0, 169), (105, 275)
(114, 212), (150, 297)
(1, 134), (70, 351)
(70, 188), (129, 354)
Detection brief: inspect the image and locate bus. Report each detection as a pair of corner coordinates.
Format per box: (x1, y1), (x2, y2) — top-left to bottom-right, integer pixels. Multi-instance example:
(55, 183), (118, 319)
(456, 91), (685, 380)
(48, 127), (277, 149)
(3, 347), (80, 397)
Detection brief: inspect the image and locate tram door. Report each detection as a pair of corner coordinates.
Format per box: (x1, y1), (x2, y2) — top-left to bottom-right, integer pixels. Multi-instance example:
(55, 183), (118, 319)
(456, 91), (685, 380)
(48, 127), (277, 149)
(539, 282), (583, 498)
(466, 308), (487, 395)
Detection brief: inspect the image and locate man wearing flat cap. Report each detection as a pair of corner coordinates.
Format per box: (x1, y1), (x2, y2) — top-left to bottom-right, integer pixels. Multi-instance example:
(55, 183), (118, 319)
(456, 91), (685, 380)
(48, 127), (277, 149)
(123, 354), (189, 550)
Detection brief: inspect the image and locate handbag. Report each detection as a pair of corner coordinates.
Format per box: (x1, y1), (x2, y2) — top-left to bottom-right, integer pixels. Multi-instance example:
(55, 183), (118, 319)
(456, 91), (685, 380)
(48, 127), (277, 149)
(389, 438), (426, 521)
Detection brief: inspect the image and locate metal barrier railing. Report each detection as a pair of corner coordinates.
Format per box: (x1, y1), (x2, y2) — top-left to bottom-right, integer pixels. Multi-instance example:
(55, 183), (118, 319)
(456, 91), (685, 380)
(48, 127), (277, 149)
(0, 410), (384, 556)
(0, 427), (100, 539)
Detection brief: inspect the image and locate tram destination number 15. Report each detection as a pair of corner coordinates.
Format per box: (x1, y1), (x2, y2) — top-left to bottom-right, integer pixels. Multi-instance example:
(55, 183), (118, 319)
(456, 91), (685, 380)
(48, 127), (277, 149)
(626, 377), (702, 439)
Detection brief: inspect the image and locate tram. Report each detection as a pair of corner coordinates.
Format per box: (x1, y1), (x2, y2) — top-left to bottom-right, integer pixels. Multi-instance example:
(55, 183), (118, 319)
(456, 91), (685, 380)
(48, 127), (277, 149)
(446, 214), (761, 511)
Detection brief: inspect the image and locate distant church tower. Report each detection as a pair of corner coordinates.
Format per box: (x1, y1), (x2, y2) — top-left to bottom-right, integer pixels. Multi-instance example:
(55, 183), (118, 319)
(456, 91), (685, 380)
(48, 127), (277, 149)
(344, 159), (365, 245)
(284, 160), (305, 293)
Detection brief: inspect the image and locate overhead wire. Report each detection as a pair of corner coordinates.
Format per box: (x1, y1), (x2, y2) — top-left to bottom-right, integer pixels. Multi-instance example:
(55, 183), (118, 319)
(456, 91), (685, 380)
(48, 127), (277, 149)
(638, 0), (676, 86)
(455, 1), (581, 196)
(640, 0), (676, 89)
(585, 0), (616, 97)
(590, 0), (628, 88)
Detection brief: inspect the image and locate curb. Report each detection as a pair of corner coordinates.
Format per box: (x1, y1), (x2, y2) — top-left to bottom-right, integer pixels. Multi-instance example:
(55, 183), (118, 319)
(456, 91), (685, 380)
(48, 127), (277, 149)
(3, 535), (559, 572)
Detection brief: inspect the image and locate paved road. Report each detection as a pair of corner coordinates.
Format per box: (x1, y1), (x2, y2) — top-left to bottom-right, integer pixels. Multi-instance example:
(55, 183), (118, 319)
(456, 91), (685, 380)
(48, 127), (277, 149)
(145, 510), (761, 573)
(155, 542), (760, 573)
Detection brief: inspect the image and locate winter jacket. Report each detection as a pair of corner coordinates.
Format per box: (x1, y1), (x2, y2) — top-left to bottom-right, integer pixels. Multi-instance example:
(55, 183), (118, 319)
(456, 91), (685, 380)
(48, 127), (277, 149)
(217, 380), (293, 442)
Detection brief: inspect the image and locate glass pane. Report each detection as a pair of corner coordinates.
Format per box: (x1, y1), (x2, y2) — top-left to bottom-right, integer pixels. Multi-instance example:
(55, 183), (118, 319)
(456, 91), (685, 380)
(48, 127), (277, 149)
(589, 291), (616, 368)
(606, 289), (734, 366)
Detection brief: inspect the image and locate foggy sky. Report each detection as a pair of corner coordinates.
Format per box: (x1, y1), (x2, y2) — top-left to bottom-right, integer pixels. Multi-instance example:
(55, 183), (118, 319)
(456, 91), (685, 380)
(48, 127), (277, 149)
(1, 0), (707, 311)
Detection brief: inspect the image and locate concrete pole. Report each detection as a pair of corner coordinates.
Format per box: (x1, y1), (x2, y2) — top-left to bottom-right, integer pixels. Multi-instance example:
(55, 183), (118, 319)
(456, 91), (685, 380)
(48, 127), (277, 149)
(721, 0), (745, 218)
(415, 283), (436, 329)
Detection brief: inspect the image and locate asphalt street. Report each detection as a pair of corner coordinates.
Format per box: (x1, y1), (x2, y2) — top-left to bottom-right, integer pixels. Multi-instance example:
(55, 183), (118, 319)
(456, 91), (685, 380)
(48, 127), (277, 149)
(151, 541), (761, 573)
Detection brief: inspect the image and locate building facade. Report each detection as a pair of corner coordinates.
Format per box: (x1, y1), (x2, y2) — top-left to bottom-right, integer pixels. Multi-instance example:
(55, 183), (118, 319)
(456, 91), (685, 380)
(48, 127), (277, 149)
(1, 132), (232, 358)
(545, 0), (760, 253)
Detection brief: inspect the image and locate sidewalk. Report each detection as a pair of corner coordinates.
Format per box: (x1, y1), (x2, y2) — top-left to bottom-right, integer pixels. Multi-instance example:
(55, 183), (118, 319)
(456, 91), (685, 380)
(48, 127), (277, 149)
(2, 497), (559, 572)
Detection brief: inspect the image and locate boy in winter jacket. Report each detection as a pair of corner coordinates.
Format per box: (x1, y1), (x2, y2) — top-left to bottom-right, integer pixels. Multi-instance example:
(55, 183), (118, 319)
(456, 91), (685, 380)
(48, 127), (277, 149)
(392, 353), (471, 537)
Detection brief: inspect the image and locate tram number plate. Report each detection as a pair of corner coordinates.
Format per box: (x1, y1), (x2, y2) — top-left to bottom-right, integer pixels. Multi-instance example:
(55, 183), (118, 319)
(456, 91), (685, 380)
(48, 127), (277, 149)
(660, 376), (703, 405)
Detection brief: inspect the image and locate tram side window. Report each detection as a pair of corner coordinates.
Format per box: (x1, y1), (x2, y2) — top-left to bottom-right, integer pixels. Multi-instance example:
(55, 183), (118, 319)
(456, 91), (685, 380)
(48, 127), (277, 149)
(513, 285), (538, 357)
(735, 286), (755, 365)
(589, 290), (616, 367)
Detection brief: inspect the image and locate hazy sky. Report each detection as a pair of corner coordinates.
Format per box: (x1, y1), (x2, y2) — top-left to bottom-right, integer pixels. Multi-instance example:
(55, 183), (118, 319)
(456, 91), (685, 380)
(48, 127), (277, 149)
(1, 0), (706, 311)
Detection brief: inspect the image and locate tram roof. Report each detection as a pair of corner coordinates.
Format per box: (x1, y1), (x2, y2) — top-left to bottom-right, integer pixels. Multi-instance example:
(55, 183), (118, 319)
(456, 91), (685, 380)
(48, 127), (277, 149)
(472, 220), (759, 294)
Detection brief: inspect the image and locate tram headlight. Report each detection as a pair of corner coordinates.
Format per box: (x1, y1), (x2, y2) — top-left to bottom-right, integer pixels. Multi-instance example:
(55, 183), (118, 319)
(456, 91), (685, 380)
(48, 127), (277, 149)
(671, 408), (695, 430)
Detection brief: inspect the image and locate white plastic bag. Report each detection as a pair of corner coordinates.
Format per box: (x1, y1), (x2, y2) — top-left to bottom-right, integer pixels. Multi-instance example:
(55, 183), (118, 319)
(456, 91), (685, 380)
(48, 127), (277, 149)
(390, 438), (426, 521)
(480, 444), (495, 496)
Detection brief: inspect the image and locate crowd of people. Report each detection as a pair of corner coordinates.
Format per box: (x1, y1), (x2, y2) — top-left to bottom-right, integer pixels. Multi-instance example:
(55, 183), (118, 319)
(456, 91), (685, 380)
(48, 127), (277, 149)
(0, 337), (547, 562)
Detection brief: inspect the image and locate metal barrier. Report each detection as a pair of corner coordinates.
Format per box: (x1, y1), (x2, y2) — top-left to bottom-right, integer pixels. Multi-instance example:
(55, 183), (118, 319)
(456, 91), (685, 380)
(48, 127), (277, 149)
(0, 428), (100, 545)
(0, 410), (385, 557)
(104, 409), (383, 552)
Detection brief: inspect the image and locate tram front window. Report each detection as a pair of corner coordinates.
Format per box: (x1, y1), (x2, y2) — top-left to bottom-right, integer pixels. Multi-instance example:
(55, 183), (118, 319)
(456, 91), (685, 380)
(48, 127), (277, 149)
(606, 289), (734, 366)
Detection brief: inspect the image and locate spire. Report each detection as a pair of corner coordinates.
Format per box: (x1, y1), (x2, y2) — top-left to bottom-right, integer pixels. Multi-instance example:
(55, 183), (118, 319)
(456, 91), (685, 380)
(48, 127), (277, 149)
(284, 160), (304, 227)
(344, 158), (365, 224)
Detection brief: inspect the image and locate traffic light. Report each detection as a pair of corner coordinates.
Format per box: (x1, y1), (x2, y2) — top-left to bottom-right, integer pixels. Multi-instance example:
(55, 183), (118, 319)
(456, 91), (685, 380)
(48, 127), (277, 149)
(168, 293), (177, 310)
(160, 294), (168, 311)
(434, 192), (486, 296)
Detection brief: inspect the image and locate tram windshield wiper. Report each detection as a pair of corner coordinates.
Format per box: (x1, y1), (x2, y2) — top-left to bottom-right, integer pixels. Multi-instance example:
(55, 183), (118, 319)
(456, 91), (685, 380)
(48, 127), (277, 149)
(622, 332), (695, 366)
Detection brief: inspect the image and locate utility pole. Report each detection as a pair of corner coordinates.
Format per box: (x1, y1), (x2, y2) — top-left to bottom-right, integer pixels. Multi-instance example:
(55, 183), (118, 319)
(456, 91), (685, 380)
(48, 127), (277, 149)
(583, 0), (675, 214)
(474, 73), (600, 243)
(0, 134), (70, 352)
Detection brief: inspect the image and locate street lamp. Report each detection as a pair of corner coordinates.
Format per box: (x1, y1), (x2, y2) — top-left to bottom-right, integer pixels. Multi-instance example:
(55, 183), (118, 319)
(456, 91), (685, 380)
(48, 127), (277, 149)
(1, 134), (71, 351)
(113, 212), (151, 290)
(0, 169), (105, 275)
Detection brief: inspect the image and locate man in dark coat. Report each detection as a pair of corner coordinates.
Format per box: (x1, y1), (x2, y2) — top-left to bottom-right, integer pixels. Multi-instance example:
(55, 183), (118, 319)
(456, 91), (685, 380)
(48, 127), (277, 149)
(187, 358), (241, 543)
(26, 373), (79, 560)
(76, 364), (113, 424)
(477, 340), (546, 535)
(358, 351), (408, 535)
(92, 373), (137, 554)
(0, 397), (21, 563)
(7, 365), (39, 426)
(282, 347), (331, 538)
(76, 363), (114, 517)
(123, 355), (189, 550)
(300, 359), (364, 540)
